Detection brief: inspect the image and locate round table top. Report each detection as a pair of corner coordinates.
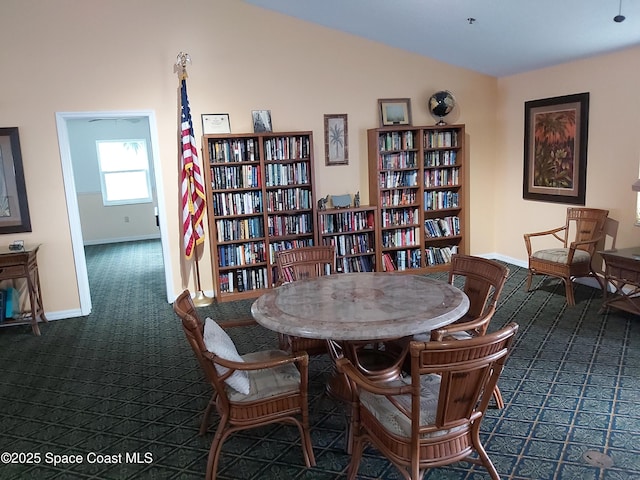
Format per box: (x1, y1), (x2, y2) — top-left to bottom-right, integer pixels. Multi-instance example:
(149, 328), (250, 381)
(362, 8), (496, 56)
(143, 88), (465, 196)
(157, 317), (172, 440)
(251, 272), (469, 341)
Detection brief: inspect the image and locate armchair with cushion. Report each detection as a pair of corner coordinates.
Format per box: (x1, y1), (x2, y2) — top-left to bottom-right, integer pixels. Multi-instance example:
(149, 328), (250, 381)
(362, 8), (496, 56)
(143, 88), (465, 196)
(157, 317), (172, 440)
(275, 245), (336, 356)
(524, 207), (609, 306)
(337, 322), (519, 480)
(173, 290), (316, 480)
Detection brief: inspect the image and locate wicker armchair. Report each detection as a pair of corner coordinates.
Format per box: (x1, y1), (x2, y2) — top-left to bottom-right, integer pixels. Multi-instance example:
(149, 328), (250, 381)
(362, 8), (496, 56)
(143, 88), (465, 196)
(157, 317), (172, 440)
(337, 322), (519, 480)
(524, 207), (609, 305)
(173, 290), (316, 480)
(275, 245), (336, 356)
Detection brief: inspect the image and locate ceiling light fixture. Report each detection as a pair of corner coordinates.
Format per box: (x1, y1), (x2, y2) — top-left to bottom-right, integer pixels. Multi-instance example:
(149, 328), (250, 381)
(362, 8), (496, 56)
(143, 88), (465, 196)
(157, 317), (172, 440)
(467, 17), (476, 25)
(614, 0), (626, 22)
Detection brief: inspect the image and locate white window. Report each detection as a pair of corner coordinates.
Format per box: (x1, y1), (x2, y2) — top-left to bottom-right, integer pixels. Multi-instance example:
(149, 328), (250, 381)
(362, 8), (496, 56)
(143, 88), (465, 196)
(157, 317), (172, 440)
(96, 139), (152, 205)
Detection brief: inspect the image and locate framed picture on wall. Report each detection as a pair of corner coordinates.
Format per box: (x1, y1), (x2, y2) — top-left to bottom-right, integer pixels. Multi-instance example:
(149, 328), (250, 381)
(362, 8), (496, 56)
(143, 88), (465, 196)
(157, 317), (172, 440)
(523, 92), (589, 205)
(202, 114), (231, 134)
(324, 114), (348, 165)
(0, 127), (31, 234)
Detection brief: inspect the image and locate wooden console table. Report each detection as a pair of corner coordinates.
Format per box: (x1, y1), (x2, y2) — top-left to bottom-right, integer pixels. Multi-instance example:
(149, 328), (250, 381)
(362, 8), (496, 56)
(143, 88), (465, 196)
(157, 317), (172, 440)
(599, 247), (640, 316)
(0, 244), (47, 335)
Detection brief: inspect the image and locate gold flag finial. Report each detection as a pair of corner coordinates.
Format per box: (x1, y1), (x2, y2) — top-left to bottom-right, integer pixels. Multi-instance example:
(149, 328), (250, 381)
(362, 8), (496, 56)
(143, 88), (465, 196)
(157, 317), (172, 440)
(176, 52), (191, 80)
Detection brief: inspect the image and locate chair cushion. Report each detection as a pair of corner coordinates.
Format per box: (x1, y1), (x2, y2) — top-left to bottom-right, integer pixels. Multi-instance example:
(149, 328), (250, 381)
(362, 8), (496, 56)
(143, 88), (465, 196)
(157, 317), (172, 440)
(203, 318), (250, 395)
(413, 330), (471, 341)
(532, 248), (591, 264)
(227, 350), (301, 402)
(359, 373), (463, 438)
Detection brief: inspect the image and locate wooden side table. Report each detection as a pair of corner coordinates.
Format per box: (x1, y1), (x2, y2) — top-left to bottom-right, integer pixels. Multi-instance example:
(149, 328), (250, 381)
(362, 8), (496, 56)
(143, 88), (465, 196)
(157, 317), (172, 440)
(599, 247), (640, 316)
(0, 244), (47, 335)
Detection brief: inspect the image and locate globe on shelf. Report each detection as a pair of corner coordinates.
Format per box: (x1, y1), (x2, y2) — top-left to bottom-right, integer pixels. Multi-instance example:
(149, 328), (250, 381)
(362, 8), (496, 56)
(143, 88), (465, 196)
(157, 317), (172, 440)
(428, 90), (456, 125)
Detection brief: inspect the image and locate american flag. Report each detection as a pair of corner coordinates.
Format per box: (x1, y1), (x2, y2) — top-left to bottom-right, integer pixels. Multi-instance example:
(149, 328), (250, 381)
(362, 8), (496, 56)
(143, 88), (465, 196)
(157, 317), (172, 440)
(180, 78), (206, 258)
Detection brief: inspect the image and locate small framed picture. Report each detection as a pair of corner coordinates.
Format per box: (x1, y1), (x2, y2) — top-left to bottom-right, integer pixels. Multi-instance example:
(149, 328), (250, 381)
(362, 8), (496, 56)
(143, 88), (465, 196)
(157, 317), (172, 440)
(252, 110), (272, 133)
(202, 114), (231, 134)
(378, 98), (412, 127)
(324, 114), (348, 166)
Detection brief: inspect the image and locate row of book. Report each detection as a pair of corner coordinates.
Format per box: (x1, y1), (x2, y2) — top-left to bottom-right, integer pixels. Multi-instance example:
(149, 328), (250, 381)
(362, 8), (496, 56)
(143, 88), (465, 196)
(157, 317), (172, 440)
(380, 189), (418, 207)
(218, 267), (268, 293)
(382, 250), (422, 271)
(381, 207), (419, 228)
(424, 130), (459, 148)
(338, 255), (375, 273)
(212, 191), (263, 216)
(211, 164), (261, 189)
(379, 170), (418, 188)
(267, 214), (313, 237)
(424, 216), (461, 238)
(322, 233), (375, 256)
(424, 150), (458, 167)
(381, 227), (420, 248)
(381, 246), (459, 270)
(264, 161), (310, 187)
(263, 136), (311, 161)
(378, 131), (416, 152)
(265, 188), (312, 212)
(208, 138), (258, 163)
(319, 210), (374, 234)
(424, 191), (460, 210)
(217, 241), (267, 267)
(216, 217), (264, 242)
(378, 151), (418, 170)
(424, 167), (460, 188)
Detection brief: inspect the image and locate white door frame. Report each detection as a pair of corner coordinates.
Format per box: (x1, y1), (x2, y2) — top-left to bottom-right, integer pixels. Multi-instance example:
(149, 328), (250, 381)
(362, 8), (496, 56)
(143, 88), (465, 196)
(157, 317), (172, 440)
(55, 110), (173, 315)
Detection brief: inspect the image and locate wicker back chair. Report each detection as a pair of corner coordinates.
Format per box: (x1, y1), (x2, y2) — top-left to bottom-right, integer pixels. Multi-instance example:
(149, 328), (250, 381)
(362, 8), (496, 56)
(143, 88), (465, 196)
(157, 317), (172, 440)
(173, 290), (316, 480)
(524, 207), (609, 305)
(337, 322), (519, 480)
(275, 245), (336, 356)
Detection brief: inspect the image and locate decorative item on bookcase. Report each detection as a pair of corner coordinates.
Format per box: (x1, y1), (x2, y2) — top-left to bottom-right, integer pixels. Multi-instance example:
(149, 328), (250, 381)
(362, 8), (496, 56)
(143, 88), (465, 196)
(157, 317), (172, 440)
(378, 98), (412, 127)
(202, 114), (231, 134)
(331, 194), (351, 209)
(252, 110), (272, 133)
(428, 91), (456, 125)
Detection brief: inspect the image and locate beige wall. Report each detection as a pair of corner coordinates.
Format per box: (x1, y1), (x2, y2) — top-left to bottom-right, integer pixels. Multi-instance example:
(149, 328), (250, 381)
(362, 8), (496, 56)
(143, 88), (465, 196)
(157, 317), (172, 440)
(2, 0), (634, 316)
(494, 47), (640, 263)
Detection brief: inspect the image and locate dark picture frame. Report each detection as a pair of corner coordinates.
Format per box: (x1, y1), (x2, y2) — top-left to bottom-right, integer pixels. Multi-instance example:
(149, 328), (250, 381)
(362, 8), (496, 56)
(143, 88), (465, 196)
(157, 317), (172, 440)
(0, 127), (31, 233)
(324, 114), (348, 166)
(523, 92), (589, 205)
(378, 98), (412, 127)
(252, 110), (272, 133)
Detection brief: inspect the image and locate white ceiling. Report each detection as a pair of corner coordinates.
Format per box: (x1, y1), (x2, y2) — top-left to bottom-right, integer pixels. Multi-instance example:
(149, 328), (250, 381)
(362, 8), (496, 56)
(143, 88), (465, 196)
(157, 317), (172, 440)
(244, 0), (640, 77)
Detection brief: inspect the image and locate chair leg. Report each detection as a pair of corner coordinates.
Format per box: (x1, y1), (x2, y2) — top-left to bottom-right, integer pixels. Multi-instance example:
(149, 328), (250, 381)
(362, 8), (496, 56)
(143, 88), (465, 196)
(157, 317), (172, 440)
(563, 278), (576, 306)
(471, 425), (500, 480)
(206, 418), (230, 480)
(346, 434), (364, 480)
(492, 385), (504, 409)
(199, 393), (217, 436)
(525, 270), (533, 291)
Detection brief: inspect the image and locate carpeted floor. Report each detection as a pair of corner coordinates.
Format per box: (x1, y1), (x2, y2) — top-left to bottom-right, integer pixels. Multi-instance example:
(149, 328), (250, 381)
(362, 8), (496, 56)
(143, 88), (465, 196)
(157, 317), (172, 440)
(0, 239), (638, 479)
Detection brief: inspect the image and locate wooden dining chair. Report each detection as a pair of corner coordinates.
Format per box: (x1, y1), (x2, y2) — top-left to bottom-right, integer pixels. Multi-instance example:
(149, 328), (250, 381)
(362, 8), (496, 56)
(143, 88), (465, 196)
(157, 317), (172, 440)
(275, 245), (336, 356)
(173, 290), (316, 480)
(337, 322), (519, 480)
(524, 207), (609, 305)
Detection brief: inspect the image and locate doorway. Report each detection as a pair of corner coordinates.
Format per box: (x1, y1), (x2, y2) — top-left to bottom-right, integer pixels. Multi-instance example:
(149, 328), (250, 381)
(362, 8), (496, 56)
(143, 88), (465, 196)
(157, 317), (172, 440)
(56, 111), (173, 315)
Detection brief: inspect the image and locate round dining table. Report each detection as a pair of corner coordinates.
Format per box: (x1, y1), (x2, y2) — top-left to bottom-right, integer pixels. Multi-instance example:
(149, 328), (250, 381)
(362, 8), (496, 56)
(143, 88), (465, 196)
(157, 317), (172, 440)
(251, 272), (469, 341)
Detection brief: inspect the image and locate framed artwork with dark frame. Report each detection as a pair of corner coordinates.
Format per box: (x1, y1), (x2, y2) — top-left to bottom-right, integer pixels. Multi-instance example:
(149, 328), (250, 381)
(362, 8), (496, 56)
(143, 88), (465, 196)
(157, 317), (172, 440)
(378, 98), (412, 127)
(324, 114), (348, 166)
(0, 127), (31, 233)
(523, 92), (589, 205)
(252, 110), (272, 133)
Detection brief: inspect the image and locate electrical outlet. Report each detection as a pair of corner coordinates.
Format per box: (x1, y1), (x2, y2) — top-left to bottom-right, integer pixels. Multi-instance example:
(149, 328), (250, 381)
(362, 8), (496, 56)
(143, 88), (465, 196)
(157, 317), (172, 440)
(124, 216), (130, 223)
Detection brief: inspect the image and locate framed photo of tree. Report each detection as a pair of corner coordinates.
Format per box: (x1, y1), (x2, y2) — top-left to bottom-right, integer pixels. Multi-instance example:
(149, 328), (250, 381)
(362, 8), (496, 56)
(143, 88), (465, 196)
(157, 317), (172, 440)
(523, 92), (589, 205)
(324, 114), (348, 166)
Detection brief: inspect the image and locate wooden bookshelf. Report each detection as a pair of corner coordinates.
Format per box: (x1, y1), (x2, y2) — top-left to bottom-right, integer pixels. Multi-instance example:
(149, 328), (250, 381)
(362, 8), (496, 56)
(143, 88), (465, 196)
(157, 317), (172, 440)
(203, 131), (317, 302)
(317, 206), (378, 273)
(367, 124), (466, 272)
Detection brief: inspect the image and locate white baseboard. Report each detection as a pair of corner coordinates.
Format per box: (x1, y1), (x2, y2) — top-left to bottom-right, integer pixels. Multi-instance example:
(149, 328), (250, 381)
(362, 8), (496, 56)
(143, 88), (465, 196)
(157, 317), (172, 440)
(83, 234), (161, 246)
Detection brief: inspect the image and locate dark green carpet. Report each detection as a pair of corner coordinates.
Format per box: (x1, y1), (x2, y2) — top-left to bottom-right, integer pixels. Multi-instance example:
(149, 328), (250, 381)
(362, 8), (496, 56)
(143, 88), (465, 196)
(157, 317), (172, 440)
(0, 240), (638, 479)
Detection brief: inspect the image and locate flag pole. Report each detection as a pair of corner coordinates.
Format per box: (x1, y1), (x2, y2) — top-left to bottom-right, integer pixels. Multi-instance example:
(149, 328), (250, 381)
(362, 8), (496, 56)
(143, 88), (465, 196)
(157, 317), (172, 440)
(177, 52), (213, 307)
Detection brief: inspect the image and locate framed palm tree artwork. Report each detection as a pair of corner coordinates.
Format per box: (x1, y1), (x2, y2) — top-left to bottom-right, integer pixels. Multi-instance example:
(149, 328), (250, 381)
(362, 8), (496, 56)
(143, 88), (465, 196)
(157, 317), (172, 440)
(0, 127), (31, 233)
(523, 92), (589, 205)
(324, 114), (348, 166)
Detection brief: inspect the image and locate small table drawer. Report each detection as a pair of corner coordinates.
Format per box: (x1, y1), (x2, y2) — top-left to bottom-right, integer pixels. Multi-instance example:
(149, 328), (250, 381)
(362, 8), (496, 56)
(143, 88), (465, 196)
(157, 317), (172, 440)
(0, 264), (28, 278)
